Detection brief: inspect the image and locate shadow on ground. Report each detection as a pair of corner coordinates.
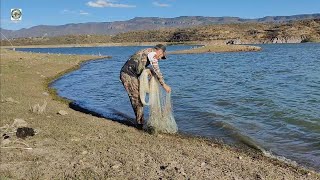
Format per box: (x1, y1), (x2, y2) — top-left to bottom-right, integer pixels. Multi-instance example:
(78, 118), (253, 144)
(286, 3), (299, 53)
(69, 102), (136, 128)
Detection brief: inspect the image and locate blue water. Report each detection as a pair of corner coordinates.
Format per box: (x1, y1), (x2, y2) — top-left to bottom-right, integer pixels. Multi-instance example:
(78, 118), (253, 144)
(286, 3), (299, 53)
(18, 43), (320, 171)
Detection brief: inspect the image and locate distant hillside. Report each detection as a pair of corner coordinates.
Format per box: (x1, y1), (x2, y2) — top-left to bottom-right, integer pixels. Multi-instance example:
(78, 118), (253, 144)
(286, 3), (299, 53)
(111, 19), (320, 44)
(1, 19), (319, 46)
(1, 13), (320, 39)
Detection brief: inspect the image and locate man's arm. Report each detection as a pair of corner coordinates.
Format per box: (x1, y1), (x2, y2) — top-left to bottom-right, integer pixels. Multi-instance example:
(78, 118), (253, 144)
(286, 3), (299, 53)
(135, 53), (148, 76)
(148, 52), (166, 86)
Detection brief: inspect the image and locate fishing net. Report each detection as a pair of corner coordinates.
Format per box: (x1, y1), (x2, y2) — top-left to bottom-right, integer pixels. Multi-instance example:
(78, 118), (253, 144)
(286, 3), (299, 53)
(139, 69), (178, 133)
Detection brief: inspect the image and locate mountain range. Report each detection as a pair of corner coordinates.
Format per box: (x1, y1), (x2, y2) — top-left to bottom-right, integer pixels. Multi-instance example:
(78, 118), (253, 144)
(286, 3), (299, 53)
(1, 13), (320, 39)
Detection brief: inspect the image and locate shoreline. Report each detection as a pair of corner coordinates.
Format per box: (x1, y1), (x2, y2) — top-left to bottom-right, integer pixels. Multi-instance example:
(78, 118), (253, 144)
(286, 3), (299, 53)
(2, 41), (317, 50)
(0, 42), (188, 49)
(44, 56), (110, 105)
(1, 42), (263, 55)
(1, 49), (319, 179)
(0, 41), (252, 49)
(168, 44), (261, 54)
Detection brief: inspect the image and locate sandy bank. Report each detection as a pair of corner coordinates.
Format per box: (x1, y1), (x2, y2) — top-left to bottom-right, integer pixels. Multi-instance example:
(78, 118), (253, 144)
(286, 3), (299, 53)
(169, 45), (261, 54)
(1, 42), (261, 54)
(0, 49), (319, 179)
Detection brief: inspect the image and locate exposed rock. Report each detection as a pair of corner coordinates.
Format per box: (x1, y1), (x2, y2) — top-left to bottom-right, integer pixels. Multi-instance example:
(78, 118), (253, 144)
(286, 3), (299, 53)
(81, 151), (88, 155)
(4, 97), (19, 104)
(160, 165), (168, 170)
(42, 92), (49, 96)
(232, 176), (240, 180)
(58, 110), (68, 115)
(255, 174), (263, 180)
(16, 127), (35, 139)
(1, 139), (11, 145)
(2, 133), (10, 139)
(111, 162), (122, 169)
(226, 39), (241, 45)
(269, 36), (306, 43)
(12, 118), (28, 128)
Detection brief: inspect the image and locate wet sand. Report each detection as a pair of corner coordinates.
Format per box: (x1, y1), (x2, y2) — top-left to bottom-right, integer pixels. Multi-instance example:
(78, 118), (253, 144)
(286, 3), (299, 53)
(0, 48), (319, 179)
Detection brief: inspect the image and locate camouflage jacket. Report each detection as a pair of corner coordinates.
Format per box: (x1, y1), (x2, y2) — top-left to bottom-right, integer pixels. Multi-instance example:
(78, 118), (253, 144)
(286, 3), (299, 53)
(121, 48), (165, 85)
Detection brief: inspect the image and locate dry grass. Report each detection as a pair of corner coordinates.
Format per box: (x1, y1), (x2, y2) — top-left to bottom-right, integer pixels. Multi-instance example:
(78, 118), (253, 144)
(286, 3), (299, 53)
(29, 101), (47, 115)
(0, 48), (319, 179)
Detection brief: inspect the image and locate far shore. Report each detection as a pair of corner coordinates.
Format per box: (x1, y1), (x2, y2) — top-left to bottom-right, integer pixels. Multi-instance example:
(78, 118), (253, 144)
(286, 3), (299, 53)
(1, 41), (262, 54)
(168, 44), (262, 54)
(1, 42), (191, 49)
(1, 48), (319, 179)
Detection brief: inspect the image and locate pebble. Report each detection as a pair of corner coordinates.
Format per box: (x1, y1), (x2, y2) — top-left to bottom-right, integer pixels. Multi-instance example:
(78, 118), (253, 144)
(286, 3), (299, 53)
(42, 92), (49, 96)
(13, 118), (28, 127)
(180, 169), (186, 176)
(232, 176), (239, 180)
(5, 97), (19, 104)
(256, 174), (263, 180)
(111, 163), (122, 169)
(1, 139), (11, 145)
(160, 165), (167, 170)
(71, 138), (80, 142)
(82, 151), (88, 155)
(58, 110), (68, 115)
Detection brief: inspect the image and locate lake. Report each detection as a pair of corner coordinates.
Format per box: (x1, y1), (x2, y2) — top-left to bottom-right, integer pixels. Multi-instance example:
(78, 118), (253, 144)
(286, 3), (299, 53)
(18, 43), (320, 171)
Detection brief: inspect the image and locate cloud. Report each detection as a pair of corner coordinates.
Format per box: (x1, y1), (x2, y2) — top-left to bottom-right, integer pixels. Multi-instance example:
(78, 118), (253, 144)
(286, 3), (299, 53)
(79, 10), (90, 15)
(86, 0), (136, 8)
(61, 9), (72, 14)
(153, 2), (171, 7)
(61, 9), (90, 15)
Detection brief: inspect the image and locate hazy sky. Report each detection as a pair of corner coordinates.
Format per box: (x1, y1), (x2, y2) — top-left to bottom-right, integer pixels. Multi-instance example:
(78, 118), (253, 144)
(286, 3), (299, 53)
(1, 0), (320, 30)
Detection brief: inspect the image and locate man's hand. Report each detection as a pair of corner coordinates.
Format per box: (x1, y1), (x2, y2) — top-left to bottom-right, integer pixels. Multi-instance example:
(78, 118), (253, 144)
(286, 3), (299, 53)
(163, 84), (171, 93)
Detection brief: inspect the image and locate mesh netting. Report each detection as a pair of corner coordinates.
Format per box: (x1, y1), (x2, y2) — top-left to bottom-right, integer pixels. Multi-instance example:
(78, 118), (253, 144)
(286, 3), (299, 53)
(139, 69), (178, 133)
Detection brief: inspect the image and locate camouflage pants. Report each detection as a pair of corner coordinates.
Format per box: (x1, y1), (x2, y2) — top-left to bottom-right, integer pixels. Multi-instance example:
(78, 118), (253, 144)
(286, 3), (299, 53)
(120, 72), (144, 125)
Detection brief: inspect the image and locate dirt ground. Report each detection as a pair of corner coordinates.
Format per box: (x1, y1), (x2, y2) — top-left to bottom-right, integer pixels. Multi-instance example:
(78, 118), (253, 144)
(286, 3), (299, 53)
(0, 48), (319, 179)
